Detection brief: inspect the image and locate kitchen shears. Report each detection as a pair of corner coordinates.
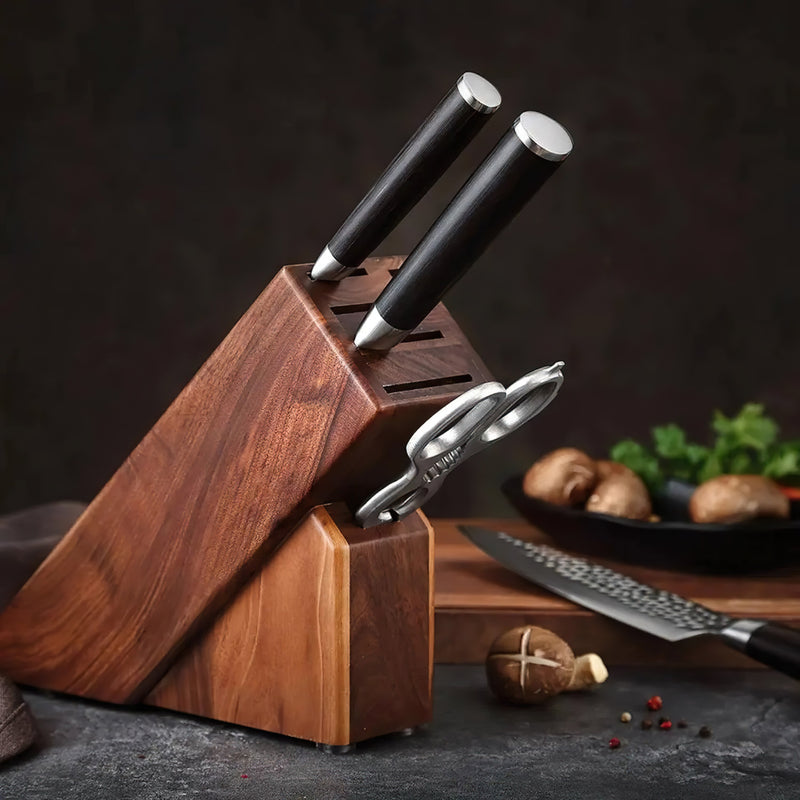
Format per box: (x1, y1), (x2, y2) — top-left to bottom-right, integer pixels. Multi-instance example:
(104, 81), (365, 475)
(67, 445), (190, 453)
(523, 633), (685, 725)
(354, 362), (564, 527)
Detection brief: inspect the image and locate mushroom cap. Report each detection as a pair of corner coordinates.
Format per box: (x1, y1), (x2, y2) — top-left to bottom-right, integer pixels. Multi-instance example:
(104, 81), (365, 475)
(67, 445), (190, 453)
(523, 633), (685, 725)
(585, 470), (652, 520)
(689, 474), (790, 523)
(485, 625), (575, 704)
(595, 460), (634, 480)
(523, 448), (598, 507)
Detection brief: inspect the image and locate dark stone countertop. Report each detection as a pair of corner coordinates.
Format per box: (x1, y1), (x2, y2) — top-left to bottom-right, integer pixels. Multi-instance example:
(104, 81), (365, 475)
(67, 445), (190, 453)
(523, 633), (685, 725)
(2, 666), (799, 800)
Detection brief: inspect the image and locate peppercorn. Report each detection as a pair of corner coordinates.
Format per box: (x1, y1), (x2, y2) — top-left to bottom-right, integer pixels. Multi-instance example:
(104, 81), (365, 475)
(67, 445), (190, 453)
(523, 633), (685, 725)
(620, 712), (632, 723)
(658, 716), (669, 725)
(609, 737), (621, 749)
(641, 719), (653, 730)
(678, 720), (688, 729)
(659, 720), (672, 730)
(698, 726), (712, 738)
(646, 695), (663, 711)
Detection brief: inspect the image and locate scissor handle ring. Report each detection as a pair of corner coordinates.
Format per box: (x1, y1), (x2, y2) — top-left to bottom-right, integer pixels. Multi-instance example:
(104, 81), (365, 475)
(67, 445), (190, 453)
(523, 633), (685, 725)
(477, 363), (564, 449)
(355, 363), (565, 528)
(406, 382), (507, 468)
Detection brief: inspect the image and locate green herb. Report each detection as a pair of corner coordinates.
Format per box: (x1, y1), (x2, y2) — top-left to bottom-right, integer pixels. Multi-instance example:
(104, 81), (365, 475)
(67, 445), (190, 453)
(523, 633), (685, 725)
(609, 439), (663, 492)
(609, 404), (800, 488)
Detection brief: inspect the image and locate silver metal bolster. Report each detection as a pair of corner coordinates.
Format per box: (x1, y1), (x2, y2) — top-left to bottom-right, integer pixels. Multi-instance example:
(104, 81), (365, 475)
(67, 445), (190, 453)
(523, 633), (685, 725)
(718, 619), (767, 651)
(353, 307), (409, 351)
(310, 245), (352, 281)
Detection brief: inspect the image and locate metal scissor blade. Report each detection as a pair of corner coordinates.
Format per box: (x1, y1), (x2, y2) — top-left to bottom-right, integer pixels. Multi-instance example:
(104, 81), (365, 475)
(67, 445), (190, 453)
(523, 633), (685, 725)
(459, 525), (732, 642)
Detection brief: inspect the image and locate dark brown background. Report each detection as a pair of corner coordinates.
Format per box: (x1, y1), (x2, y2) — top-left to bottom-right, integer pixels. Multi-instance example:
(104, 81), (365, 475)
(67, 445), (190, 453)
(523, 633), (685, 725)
(1, 0), (798, 516)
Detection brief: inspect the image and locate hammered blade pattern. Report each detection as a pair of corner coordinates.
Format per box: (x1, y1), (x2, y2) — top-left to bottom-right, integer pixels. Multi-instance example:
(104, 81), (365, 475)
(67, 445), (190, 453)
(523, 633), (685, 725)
(498, 531), (732, 633)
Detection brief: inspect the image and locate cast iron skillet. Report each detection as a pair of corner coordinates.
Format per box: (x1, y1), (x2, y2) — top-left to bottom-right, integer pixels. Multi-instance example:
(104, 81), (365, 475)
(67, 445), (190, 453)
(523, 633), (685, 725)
(502, 476), (800, 573)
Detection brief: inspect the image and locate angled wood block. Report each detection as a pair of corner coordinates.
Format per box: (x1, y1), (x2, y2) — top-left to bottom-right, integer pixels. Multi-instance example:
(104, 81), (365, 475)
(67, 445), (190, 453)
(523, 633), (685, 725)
(0, 257), (491, 711)
(147, 504), (434, 746)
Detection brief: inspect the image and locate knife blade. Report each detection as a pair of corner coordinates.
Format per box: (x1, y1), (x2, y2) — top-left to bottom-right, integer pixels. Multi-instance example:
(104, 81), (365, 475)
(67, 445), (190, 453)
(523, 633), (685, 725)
(353, 111), (572, 350)
(310, 72), (501, 281)
(459, 525), (800, 679)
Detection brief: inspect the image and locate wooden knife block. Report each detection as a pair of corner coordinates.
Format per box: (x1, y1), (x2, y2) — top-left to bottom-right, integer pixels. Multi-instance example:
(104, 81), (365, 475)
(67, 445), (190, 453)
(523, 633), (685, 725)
(0, 257), (492, 747)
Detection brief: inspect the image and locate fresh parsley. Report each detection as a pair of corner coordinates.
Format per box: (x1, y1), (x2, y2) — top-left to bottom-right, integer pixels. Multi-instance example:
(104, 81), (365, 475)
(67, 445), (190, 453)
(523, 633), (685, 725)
(610, 404), (800, 490)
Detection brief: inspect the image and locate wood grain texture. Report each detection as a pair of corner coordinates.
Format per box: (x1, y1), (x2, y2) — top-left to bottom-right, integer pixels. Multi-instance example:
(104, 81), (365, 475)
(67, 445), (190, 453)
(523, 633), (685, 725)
(147, 504), (352, 744)
(147, 504), (433, 746)
(334, 503), (433, 742)
(433, 518), (800, 668)
(0, 258), (490, 702)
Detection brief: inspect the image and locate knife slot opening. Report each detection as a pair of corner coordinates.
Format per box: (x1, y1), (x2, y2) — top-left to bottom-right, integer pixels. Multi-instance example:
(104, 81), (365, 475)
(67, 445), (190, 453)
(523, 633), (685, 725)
(383, 374), (472, 394)
(388, 268), (401, 276)
(330, 302), (372, 315)
(401, 330), (444, 343)
(347, 268), (368, 277)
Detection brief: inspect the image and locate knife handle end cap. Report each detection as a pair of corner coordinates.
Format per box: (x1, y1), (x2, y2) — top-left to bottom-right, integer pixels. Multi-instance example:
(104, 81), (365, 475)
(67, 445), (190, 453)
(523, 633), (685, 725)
(457, 72), (502, 114)
(514, 112), (573, 161)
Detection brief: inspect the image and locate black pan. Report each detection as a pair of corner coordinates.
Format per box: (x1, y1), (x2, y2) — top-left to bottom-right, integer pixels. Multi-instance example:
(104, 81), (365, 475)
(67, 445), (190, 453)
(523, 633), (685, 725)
(502, 476), (800, 573)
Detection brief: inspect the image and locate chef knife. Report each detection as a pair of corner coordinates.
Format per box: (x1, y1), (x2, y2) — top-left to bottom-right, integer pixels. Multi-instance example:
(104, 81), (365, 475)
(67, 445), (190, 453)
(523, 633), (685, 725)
(310, 72), (502, 281)
(459, 525), (800, 680)
(353, 111), (572, 350)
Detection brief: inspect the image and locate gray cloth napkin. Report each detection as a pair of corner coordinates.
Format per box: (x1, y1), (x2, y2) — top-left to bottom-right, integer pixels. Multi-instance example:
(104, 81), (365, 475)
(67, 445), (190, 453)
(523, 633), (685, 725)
(0, 675), (35, 763)
(0, 502), (85, 609)
(0, 501), (86, 763)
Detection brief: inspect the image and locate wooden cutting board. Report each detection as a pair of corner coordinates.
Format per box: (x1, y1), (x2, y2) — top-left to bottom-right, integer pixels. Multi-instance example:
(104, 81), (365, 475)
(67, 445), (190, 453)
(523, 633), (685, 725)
(433, 518), (800, 668)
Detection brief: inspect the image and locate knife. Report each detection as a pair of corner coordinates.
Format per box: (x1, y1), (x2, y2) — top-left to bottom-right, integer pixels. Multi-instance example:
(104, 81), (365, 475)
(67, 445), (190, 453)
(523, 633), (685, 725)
(353, 111), (572, 350)
(310, 72), (501, 281)
(459, 525), (800, 680)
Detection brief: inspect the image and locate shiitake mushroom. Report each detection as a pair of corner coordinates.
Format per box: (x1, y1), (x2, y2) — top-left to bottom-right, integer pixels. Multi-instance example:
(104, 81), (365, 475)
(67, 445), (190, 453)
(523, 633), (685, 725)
(485, 625), (608, 705)
(689, 475), (790, 524)
(523, 452), (652, 519)
(585, 463), (652, 520)
(486, 625), (575, 704)
(522, 448), (598, 506)
(525, 450), (791, 525)
(594, 460), (631, 480)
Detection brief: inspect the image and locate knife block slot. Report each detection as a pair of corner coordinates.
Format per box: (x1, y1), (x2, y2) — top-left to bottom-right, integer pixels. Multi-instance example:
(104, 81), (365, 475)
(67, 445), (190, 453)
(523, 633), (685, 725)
(401, 329), (445, 344)
(0, 256), (492, 746)
(330, 301), (373, 315)
(383, 372), (473, 394)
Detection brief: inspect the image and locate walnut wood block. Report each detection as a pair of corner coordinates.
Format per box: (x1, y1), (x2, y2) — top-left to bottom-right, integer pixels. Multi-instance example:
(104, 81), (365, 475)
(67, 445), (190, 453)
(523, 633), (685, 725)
(433, 518), (800, 668)
(147, 504), (434, 746)
(0, 258), (490, 702)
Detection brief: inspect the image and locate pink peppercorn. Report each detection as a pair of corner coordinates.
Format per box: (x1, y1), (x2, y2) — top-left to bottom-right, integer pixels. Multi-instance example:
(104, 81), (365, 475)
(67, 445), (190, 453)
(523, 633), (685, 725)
(647, 695), (663, 711)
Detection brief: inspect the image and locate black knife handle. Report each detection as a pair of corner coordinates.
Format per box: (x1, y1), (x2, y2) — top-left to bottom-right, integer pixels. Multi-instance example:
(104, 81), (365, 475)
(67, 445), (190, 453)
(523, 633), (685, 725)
(373, 112), (572, 333)
(314, 73), (501, 279)
(744, 623), (800, 679)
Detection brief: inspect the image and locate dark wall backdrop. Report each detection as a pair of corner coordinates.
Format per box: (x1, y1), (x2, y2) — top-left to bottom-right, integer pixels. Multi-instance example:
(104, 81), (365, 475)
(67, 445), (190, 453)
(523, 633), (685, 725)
(1, 0), (798, 516)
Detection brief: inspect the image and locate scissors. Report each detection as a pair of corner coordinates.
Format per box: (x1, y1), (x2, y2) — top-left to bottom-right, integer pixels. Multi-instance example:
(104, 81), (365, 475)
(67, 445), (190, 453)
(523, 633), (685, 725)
(354, 361), (565, 528)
